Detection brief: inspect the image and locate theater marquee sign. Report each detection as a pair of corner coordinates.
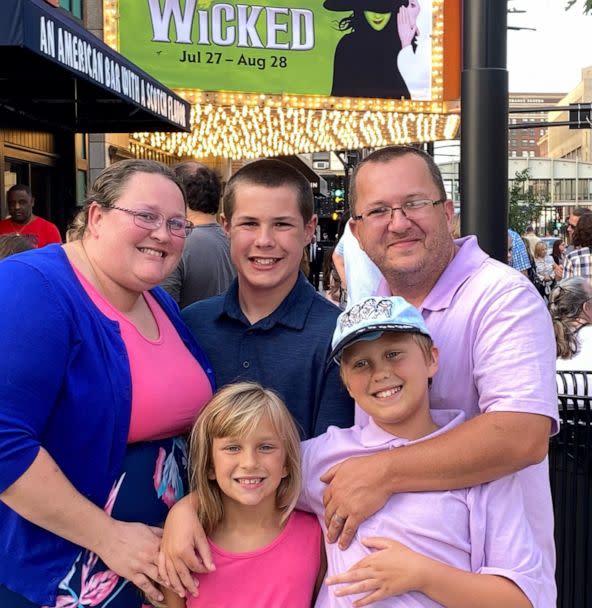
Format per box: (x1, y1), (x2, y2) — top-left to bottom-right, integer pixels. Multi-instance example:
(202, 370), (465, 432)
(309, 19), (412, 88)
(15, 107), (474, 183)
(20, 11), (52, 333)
(117, 0), (460, 103)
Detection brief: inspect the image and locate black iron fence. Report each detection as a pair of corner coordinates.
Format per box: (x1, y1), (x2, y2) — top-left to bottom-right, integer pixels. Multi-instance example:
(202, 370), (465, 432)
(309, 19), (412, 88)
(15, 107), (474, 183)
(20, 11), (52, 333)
(550, 370), (592, 607)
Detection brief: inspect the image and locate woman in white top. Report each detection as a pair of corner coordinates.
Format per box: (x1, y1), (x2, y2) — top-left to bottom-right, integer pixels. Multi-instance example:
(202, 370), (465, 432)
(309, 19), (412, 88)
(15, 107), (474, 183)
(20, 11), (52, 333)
(550, 277), (592, 396)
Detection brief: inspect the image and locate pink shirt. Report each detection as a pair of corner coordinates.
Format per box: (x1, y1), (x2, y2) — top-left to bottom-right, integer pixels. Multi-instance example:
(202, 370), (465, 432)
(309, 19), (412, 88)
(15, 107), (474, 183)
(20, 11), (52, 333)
(300, 411), (542, 607)
(75, 269), (212, 442)
(187, 510), (321, 608)
(372, 236), (558, 607)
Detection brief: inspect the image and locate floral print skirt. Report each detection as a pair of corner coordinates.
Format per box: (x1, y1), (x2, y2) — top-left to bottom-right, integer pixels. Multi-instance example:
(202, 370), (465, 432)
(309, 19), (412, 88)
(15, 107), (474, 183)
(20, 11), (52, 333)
(0, 436), (188, 608)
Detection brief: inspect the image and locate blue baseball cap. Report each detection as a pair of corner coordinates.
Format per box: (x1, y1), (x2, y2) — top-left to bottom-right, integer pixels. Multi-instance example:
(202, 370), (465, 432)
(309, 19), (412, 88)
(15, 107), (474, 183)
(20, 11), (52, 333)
(330, 296), (431, 363)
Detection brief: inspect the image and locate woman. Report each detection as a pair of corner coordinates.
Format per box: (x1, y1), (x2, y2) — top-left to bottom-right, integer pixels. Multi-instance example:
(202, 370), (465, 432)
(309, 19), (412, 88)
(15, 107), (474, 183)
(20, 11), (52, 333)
(533, 240), (555, 300)
(552, 239), (566, 281)
(0, 160), (215, 607)
(325, 0), (415, 99)
(550, 277), (592, 396)
(563, 213), (592, 283)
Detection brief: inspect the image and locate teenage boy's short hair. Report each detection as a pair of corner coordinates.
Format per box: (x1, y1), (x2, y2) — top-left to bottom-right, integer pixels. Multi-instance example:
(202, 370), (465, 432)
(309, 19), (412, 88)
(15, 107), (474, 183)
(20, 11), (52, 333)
(223, 159), (314, 224)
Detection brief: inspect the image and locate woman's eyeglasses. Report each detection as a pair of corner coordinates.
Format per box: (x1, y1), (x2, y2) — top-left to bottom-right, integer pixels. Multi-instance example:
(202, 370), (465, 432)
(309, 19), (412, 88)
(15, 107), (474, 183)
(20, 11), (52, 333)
(103, 204), (193, 238)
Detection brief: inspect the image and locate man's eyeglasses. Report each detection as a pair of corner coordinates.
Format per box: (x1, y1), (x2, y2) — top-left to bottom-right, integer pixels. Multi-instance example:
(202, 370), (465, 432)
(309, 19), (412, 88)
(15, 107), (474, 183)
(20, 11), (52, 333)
(568, 223), (577, 231)
(352, 199), (447, 224)
(103, 204), (193, 238)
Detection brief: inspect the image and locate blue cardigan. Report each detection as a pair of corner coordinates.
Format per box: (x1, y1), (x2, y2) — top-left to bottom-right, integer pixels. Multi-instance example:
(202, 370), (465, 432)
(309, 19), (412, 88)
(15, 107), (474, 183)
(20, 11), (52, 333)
(0, 245), (215, 605)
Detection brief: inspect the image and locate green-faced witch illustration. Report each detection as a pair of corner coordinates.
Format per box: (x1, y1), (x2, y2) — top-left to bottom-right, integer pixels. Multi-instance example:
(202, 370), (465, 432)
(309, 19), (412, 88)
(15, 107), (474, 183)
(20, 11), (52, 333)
(324, 0), (420, 99)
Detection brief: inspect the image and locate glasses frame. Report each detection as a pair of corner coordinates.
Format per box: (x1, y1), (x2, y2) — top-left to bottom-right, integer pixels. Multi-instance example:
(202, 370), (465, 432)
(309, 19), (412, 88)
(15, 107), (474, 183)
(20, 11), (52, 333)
(102, 204), (193, 238)
(351, 198), (448, 223)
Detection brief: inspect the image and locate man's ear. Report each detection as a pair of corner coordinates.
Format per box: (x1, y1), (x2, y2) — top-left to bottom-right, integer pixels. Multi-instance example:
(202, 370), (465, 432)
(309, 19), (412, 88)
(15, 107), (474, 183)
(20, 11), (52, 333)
(304, 214), (318, 245)
(443, 200), (454, 226)
(349, 218), (366, 252)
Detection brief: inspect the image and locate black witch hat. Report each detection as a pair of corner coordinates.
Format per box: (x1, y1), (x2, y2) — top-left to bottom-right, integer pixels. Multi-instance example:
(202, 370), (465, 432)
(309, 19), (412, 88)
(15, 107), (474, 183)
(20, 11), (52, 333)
(323, 0), (404, 12)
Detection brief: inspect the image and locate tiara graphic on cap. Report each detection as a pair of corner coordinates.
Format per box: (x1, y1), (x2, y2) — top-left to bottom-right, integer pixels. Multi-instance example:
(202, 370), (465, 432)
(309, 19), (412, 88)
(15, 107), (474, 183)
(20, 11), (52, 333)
(330, 296), (431, 363)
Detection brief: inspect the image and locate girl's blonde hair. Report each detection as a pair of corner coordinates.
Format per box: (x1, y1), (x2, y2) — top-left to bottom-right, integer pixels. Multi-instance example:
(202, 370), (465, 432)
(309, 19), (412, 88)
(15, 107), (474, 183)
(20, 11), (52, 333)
(188, 382), (302, 535)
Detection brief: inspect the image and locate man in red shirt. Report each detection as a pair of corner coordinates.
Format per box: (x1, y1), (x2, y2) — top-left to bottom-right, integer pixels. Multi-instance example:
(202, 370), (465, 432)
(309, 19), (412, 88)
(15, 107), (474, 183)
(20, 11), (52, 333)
(0, 185), (61, 247)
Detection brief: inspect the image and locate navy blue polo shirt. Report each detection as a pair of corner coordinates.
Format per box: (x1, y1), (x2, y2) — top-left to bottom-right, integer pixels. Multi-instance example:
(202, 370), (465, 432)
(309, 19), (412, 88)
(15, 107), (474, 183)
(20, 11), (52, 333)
(182, 273), (354, 439)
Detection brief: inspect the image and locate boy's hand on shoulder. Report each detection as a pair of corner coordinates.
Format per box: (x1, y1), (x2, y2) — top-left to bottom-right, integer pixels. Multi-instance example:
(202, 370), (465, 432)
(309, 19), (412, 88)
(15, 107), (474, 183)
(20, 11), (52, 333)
(321, 451), (392, 550)
(157, 494), (215, 599)
(325, 537), (428, 606)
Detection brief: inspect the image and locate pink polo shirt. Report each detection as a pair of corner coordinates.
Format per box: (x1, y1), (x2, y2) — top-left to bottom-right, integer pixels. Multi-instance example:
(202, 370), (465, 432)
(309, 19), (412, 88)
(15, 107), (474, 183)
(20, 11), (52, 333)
(300, 411), (542, 607)
(370, 235), (558, 606)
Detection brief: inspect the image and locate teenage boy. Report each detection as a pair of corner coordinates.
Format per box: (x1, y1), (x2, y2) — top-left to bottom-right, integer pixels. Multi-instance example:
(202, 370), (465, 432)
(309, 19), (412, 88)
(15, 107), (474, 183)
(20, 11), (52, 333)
(182, 160), (353, 439)
(299, 296), (540, 607)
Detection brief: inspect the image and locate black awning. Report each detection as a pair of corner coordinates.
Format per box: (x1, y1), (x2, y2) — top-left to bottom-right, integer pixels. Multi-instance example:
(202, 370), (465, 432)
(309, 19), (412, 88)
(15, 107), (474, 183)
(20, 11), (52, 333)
(0, 0), (190, 132)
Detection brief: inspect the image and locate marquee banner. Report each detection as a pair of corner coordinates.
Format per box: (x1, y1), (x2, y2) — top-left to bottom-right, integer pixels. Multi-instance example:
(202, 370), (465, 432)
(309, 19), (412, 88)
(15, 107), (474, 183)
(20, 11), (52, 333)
(118, 0), (458, 102)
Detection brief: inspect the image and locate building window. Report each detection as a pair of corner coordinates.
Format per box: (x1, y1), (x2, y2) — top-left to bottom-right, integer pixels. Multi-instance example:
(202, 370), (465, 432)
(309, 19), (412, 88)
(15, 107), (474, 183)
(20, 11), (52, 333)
(60, 0), (82, 19)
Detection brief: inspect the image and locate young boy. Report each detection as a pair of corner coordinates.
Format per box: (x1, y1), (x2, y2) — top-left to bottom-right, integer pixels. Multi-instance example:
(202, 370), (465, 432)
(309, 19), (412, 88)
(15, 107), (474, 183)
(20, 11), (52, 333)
(299, 296), (541, 607)
(181, 159), (353, 440)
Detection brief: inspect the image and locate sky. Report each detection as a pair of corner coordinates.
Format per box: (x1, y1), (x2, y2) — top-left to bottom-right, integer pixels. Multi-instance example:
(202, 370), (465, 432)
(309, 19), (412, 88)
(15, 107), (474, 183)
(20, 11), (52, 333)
(507, 0), (592, 92)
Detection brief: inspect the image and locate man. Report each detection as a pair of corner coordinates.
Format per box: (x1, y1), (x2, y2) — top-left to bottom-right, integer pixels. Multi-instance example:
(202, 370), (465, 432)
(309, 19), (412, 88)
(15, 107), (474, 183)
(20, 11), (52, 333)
(508, 228), (531, 276)
(306, 234), (324, 290)
(161, 162), (235, 308)
(523, 225), (541, 257)
(323, 146), (557, 606)
(182, 159), (353, 439)
(333, 219), (384, 307)
(0, 185), (61, 247)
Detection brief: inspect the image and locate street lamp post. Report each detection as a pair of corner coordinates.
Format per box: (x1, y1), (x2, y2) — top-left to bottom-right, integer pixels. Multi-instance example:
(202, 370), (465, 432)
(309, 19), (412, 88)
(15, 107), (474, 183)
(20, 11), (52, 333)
(461, 0), (509, 262)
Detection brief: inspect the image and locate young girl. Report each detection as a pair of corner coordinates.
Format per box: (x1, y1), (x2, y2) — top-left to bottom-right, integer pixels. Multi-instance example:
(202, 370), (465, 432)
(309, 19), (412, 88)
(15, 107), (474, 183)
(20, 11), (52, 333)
(162, 382), (322, 608)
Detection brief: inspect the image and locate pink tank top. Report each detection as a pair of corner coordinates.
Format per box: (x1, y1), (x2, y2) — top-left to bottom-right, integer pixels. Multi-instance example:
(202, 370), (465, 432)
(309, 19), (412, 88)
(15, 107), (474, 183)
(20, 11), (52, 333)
(74, 268), (212, 442)
(188, 510), (321, 608)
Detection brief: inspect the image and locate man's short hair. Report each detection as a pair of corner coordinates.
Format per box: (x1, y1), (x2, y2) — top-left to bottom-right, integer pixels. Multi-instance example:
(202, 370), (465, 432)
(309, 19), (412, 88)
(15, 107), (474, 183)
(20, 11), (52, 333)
(174, 162), (221, 215)
(349, 146), (446, 214)
(223, 159), (313, 224)
(7, 184), (32, 198)
(571, 206), (591, 219)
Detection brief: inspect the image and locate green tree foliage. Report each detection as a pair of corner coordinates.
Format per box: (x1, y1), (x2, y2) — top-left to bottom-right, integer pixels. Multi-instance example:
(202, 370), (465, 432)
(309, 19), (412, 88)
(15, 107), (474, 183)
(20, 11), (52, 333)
(566, 0), (592, 14)
(508, 169), (546, 235)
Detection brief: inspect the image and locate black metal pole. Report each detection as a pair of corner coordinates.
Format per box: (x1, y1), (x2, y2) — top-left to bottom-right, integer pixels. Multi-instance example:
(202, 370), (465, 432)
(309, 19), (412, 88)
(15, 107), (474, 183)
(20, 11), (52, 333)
(460, 0), (508, 262)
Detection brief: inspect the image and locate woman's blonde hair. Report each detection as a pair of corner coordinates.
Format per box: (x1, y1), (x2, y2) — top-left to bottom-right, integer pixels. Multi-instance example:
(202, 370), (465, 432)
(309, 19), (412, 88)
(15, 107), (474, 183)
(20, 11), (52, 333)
(188, 382), (302, 535)
(549, 277), (591, 358)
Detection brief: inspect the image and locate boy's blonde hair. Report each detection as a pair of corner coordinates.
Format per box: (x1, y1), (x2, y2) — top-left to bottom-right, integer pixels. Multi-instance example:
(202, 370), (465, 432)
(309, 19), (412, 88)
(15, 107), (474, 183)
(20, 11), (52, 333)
(188, 382), (302, 535)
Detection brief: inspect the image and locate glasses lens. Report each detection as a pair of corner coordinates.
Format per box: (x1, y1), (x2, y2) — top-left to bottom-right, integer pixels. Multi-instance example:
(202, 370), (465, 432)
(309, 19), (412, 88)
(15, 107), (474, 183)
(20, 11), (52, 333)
(167, 218), (191, 237)
(134, 211), (161, 230)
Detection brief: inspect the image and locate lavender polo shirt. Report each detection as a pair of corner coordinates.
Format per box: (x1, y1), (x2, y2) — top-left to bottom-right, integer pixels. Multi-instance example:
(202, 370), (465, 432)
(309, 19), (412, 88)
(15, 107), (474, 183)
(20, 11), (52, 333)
(300, 411), (542, 607)
(369, 235), (558, 607)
